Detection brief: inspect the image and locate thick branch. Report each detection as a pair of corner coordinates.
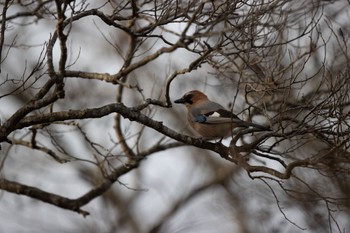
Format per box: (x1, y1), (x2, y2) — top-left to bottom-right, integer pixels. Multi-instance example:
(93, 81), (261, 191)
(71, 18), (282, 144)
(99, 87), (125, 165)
(0, 178), (90, 216)
(0, 159), (139, 216)
(13, 102), (228, 155)
(54, 0), (68, 98)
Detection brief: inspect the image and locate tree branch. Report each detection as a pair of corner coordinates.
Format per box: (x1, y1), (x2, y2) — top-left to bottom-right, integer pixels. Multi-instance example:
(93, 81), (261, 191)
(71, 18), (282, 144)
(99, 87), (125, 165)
(0, 158), (140, 216)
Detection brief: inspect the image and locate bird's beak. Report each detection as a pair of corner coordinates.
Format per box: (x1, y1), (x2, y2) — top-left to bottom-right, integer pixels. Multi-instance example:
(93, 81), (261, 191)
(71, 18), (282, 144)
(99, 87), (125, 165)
(174, 97), (186, 104)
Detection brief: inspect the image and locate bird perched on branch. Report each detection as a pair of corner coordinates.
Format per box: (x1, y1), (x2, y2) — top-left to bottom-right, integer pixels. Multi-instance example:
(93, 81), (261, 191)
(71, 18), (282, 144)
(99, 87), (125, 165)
(174, 90), (270, 140)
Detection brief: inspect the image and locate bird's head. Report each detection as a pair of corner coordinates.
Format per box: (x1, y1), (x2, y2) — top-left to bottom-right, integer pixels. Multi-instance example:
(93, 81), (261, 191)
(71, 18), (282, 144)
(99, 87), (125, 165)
(174, 90), (209, 107)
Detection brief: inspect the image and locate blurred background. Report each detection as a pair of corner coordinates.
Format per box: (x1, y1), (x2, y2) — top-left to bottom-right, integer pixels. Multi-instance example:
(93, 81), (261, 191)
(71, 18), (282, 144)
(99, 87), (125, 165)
(1, 0), (350, 232)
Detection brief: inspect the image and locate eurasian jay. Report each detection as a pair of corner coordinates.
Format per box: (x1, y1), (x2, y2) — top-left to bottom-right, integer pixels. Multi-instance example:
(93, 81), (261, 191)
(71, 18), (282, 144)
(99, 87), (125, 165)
(174, 90), (270, 139)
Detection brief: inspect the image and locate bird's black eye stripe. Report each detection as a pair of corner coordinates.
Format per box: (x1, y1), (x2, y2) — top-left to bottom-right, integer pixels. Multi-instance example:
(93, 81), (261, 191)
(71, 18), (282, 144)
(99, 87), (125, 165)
(184, 94), (193, 104)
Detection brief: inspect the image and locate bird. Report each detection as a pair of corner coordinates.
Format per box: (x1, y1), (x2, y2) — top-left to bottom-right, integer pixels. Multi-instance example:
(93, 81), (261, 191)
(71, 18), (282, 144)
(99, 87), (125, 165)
(174, 90), (270, 140)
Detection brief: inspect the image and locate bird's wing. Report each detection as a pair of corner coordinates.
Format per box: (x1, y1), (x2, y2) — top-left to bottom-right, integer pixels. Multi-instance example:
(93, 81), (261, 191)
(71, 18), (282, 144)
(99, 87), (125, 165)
(191, 101), (241, 124)
(204, 108), (240, 119)
(191, 102), (270, 130)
